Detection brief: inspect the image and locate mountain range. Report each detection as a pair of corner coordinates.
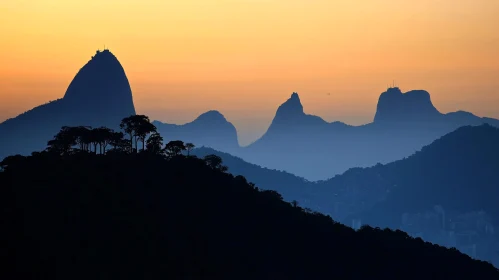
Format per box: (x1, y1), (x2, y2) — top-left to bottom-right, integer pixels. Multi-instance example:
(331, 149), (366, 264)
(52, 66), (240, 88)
(193, 124), (499, 265)
(191, 124), (499, 227)
(237, 88), (499, 180)
(2, 49), (498, 182)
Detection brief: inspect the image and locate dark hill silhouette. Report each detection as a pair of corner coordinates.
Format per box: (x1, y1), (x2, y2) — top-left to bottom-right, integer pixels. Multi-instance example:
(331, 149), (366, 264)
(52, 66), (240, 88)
(200, 123), (499, 265)
(239, 88), (499, 180)
(191, 147), (315, 205)
(0, 49), (136, 160)
(1, 139), (498, 278)
(153, 110), (239, 154)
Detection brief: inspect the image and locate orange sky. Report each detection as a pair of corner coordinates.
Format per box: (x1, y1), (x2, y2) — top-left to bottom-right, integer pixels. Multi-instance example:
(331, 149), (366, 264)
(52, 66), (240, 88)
(1, 0), (498, 145)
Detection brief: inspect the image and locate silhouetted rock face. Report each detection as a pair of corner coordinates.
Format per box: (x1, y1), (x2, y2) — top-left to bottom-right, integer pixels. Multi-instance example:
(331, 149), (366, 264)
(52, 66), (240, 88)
(263, 92), (337, 137)
(153, 110), (240, 154)
(275, 92), (305, 118)
(63, 49), (136, 126)
(374, 87), (441, 123)
(0, 49), (136, 159)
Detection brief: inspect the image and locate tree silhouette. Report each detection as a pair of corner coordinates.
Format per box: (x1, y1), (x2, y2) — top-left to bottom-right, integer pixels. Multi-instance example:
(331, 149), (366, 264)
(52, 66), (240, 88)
(119, 116), (136, 152)
(73, 126), (92, 152)
(47, 126), (78, 155)
(164, 140), (186, 158)
(0, 154), (26, 171)
(109, 131), (128, 153)
(185, 143), (195, 156)
(203, 154), (228, 172)
(94, 127), (114, 154)
(146, 132), (163, 154)
(136, 120), (157, 152)
(89, 128), (100, 154)
(120, 115), (157, 153)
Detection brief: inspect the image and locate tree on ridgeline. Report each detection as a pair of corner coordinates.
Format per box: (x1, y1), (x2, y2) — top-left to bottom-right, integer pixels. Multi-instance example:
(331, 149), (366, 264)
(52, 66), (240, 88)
(185, 143), (195, 156)
(109, 131), (128, 153)
(203, 154), (228, 172)
(73, 126), (92, 152)
(95, 127), (114, 154)
(146, 132), (164, 154)
(43, 115), (195, 157)
(136, 120), (157, 152)
(89, 128), (100, 154)
(0, 154), (26, 171)
(163, 140), (186, 158)
(120, 115), (156, 153)
(119, 116), (136, 152)
(46, 126), (78, 155)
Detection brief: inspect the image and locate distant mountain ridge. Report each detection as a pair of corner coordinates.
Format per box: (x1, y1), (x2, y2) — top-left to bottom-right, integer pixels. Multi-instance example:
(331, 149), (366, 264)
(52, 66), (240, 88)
(344, 124), (499, 227)
(237, 88), (499, 180)
(2, 48), (499, 181)
(153, 110), (239, 154)
(309, 124), (499, 266)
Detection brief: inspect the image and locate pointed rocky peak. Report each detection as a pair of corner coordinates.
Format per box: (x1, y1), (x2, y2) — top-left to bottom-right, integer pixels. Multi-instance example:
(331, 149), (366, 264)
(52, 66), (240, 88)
(374, 87), (441, 123)
(275, 92), (305, 119)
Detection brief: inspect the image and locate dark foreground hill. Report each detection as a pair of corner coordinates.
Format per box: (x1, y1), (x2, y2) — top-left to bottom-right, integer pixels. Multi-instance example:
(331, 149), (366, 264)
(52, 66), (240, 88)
(191, 147), (314, 204)
(1, 153), (498, 279)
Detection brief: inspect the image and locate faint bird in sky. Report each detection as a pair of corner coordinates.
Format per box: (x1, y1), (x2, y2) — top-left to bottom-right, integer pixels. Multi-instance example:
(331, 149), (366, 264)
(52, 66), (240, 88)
(327, 93), (330, 96)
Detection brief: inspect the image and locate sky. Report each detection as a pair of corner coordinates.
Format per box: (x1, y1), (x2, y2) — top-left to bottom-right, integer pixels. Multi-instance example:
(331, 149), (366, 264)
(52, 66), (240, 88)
(1, 0), (498, 146)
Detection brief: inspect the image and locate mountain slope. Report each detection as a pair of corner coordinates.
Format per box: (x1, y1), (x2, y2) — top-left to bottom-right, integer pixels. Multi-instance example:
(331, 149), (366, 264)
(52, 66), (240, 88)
(1, 152), (498, 279)
(344, 124), (499, 227)
(191, 147), (313, 204)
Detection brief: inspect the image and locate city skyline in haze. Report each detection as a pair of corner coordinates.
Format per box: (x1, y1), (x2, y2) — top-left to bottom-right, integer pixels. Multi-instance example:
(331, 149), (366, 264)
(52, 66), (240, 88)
(1, 0), (498, 145)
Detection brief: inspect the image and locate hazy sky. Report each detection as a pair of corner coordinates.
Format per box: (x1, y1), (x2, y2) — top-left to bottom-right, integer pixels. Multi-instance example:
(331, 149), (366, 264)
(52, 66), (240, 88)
(1, 0), (498, 145)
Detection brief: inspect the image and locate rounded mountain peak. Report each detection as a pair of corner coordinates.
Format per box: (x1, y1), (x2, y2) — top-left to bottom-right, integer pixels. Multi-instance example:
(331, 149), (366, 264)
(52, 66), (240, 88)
(374, 87), (441, 123)
(195, 110), (228, 123)
(62, 49), (136, 125)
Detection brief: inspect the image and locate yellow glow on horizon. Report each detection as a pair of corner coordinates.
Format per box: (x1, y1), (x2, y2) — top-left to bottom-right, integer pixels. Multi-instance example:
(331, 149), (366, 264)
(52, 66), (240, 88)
(1, 0), (499, 145)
